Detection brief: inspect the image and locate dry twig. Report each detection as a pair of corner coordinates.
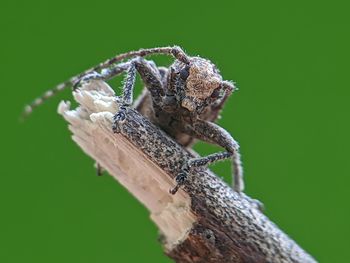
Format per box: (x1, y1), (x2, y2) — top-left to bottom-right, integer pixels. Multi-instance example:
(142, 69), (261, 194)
(58, 80), (316, 263)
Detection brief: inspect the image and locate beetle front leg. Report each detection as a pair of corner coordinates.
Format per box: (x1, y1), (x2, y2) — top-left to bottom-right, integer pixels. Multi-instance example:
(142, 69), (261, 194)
(170, 120), (244, 194)
(112, 57), (165, 133)
(112, 63), (137, 133)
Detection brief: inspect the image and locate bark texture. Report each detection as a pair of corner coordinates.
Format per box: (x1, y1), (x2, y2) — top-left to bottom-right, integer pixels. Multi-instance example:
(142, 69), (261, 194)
(58, 80), (317, 263)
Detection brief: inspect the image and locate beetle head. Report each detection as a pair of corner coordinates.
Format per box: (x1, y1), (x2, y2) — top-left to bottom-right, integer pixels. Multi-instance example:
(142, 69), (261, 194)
(177, 57), (226, 113)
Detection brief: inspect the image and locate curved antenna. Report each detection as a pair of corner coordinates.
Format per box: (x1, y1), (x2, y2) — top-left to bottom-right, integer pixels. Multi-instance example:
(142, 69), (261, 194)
(22, 46), (189, 119)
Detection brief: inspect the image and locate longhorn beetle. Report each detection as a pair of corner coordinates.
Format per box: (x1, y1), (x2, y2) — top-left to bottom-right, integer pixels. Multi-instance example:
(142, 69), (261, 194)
(24, 46), (244, 194)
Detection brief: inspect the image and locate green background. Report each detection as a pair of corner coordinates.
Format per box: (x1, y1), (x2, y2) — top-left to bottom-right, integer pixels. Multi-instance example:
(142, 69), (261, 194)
(1, 1), (349, 262)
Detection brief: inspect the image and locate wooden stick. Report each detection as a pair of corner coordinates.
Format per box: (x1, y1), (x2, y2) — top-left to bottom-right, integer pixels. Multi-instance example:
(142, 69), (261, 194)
(58, 80), (317, 263)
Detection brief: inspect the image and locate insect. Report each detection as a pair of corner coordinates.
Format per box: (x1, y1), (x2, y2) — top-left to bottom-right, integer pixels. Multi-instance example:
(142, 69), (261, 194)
(24, 46), (244, 195)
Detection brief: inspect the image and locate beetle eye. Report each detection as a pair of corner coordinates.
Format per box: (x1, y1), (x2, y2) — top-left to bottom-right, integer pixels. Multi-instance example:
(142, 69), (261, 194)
(179, 66), (190, 80)
(211, 87), (221, 98)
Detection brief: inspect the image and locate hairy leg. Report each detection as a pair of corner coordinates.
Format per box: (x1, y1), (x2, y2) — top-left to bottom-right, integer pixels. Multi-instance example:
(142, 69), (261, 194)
(134, 57), (164, 105)
(170, 119), (244, 194)
(112, 63), (137, 132)
(112, 57), (167, 132)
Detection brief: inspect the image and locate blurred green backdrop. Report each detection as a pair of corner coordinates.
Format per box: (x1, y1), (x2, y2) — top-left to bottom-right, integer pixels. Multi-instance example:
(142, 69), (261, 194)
(1, 0), (349, 262)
